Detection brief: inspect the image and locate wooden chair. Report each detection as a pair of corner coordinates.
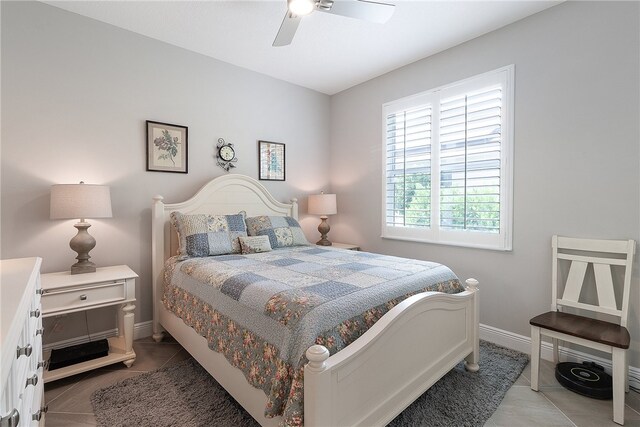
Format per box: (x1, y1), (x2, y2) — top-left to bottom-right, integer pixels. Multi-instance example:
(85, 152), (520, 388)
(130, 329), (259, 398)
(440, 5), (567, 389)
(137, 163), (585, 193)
(530, 235), (636, 425)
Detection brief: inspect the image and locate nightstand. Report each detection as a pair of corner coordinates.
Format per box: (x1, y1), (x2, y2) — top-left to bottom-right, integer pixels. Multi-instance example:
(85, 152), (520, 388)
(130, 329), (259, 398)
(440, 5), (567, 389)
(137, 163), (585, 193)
(40, 265), (137, 382)
(325, 242), (360, 251)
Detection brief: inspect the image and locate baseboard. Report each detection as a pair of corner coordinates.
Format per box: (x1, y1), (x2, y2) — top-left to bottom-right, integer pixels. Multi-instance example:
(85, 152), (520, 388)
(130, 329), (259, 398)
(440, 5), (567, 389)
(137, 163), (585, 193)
(134, 320), (153, 340)
(43, 321), (153, 352)
(479, 323), (640, 390)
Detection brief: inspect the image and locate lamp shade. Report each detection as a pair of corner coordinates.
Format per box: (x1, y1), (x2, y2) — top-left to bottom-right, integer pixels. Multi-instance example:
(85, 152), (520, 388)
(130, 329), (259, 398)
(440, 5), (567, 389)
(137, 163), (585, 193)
(50, 183), (112, 220)
(308, 193), (337, 216)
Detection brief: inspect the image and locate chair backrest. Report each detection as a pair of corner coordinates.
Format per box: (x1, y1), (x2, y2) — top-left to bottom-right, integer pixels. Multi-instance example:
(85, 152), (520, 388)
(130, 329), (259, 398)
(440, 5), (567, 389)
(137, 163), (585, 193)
(551, 235), (636, 327)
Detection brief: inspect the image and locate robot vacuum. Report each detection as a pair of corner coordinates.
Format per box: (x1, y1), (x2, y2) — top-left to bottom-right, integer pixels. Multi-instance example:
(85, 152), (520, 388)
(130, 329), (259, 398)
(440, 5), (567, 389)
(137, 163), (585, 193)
(555, 361), (612, 399)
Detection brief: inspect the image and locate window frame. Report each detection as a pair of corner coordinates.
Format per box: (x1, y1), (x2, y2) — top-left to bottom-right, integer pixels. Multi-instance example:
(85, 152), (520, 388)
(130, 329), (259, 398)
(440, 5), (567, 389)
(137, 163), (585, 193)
(381, 65), (514, 251)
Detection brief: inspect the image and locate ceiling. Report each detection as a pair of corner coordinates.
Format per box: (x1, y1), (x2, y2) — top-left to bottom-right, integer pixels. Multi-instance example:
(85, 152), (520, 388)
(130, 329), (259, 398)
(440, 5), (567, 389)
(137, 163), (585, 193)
(44, 1), (560, 95)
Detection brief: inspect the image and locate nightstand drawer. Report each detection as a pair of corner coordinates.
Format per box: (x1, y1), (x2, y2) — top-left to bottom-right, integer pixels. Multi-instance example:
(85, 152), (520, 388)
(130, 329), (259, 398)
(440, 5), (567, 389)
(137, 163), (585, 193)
(42, 281), (126, 314)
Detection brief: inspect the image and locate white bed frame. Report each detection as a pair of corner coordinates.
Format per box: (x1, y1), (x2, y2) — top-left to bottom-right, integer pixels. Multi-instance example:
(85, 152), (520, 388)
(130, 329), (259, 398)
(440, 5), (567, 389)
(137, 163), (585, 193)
(151, 174), (480, 427)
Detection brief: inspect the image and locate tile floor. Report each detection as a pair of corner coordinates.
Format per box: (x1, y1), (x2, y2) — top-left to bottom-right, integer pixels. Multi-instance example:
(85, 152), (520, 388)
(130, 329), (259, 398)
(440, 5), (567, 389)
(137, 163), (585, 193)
(44, 338), (640, 426)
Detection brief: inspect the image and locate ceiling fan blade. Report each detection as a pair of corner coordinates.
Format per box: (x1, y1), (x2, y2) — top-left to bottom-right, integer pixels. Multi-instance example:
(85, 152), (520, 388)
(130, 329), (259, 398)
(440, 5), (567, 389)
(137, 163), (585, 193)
(319, 0), (395, 24)
(273, 12), (302, 47)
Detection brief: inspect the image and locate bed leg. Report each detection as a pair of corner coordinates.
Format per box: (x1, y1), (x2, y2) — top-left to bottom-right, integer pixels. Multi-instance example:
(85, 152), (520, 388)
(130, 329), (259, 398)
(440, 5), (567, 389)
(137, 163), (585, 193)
(464, 278), (480, 373)
(464, 353), (480, 372)
(464, 352), (480, 372)
(152, 320), (165, 343)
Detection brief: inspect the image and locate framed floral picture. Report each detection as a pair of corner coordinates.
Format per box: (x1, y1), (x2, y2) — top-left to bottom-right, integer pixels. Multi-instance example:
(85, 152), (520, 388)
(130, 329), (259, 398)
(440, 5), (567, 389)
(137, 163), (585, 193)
(258, 141), (285, 181)
(146, 120), (188, 173)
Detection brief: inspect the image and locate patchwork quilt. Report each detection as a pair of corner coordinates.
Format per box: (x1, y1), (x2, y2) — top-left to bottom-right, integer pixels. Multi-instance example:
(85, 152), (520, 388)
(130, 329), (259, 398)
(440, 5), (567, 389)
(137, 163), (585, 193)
(163, 246), (464, 426)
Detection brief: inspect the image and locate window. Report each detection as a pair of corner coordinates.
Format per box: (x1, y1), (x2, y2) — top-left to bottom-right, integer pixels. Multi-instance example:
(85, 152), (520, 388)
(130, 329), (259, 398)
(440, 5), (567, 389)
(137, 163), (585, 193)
(382, 65), (513, 250)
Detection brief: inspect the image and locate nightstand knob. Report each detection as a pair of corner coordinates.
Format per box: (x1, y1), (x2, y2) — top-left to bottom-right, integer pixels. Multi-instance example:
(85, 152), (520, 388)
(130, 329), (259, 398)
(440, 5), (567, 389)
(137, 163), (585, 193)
(30, 309), (40, 318)
(16, 344), (32, 359)
(36, 288), (44, 295)
(79, 294), (87, 301)
(37, 360), (48, 370)
(32, 405), (48, 421)
(36, 328), (44, 336)
(0, 408), (19, 427)
(25, 374), (38, 388)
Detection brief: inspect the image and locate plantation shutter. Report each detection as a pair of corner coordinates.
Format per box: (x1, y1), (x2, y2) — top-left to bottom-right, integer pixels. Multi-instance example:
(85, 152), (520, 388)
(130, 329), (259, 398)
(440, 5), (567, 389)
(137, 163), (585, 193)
(439, 86), (502, 233)
(385, 105), (432, 228)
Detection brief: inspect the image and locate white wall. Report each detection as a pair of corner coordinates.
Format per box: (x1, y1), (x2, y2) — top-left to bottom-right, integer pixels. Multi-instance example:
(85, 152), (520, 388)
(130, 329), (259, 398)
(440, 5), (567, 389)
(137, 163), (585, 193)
(330, 1), (640, 366)
(1, 1), (331, 341)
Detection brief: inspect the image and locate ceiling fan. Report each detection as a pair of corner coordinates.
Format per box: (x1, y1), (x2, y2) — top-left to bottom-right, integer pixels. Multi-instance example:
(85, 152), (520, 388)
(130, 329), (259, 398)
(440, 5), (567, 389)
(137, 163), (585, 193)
(273, 0), (395, 47)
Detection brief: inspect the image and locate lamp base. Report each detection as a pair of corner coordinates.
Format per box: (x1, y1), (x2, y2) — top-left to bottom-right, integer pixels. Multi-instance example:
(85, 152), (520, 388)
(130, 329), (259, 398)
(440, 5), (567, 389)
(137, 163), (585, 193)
(71, 261), (96, 275)
(70, 221), (97, 275)
(316, 216), (332, 246)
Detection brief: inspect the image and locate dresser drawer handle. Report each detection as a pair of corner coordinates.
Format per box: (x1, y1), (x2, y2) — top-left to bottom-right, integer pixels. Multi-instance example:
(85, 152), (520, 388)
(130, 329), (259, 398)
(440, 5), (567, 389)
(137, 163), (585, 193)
(36, 328), (45, 336)
(32, 406), (48, 421)
(30, 309), (40, 318)
(25, 374), (38, 388)
(79, 294), (88, 301)
(37, 360), (48, 370)
(0, 408), (19, 427)
(36, 288), (44, 295)
(16, 344), (32, 359)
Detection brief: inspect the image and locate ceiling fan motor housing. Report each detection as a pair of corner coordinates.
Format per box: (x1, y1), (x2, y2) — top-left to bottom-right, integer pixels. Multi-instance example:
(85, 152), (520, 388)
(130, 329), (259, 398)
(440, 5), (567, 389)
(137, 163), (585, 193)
(317, 0), (335, 11)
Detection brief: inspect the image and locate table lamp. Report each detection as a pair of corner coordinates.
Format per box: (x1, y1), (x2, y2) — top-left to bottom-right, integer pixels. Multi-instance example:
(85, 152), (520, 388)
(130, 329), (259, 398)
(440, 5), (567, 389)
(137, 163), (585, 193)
(50, 182), (112, 274)
(308, 192), (337, 246)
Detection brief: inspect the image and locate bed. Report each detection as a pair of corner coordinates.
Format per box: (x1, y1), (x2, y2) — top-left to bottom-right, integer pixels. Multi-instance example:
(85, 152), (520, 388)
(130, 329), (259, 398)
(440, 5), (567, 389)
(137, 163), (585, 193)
(151, 174), (479, 427)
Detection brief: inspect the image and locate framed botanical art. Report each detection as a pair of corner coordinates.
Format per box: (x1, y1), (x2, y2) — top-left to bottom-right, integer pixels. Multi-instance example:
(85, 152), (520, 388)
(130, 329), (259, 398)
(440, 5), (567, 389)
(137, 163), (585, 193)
(258, 141), (285, 181)
(146, 120), (188, 173)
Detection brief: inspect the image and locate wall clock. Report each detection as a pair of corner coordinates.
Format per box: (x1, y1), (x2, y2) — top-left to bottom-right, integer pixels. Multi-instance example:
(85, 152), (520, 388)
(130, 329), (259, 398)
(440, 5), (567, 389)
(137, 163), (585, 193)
(216, 138), (237, 172)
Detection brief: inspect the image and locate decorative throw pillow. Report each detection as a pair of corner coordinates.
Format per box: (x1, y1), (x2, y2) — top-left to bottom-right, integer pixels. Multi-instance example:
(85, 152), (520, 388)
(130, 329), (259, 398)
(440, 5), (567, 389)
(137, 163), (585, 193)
(170, 211), (247, 257)
(239, 235), (272, 254)
(244, 215), (309, 249)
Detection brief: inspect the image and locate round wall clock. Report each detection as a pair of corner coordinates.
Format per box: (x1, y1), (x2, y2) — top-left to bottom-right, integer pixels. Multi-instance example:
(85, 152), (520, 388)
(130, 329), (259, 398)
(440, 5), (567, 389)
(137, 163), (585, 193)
(216, 138), (237, 172)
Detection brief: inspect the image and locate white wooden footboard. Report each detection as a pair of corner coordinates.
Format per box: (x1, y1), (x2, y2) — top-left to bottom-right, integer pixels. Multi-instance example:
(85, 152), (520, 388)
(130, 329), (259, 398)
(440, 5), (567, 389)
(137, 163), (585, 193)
(304, 280), (479, 427)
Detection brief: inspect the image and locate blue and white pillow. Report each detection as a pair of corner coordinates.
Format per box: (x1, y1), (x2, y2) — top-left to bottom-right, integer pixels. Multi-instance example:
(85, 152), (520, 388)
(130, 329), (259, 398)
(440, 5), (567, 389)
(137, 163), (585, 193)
(171, 211), (247, 257)
(239, 235), (272, 254)
(245, 215), (309, 249)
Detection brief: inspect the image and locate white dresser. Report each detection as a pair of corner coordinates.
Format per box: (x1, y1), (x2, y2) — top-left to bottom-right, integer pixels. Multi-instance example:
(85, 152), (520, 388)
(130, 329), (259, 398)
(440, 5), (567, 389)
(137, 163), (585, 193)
(1, 258), (46, 427)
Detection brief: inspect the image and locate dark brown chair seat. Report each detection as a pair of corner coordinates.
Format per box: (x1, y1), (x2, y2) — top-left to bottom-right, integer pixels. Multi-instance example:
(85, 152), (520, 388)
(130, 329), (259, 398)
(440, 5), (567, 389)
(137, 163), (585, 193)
(530, 311), (630, 349)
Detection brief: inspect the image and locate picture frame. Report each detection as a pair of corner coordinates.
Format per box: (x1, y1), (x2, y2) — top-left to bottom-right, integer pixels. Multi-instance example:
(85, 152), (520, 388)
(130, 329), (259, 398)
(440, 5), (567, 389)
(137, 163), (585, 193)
(146, 120), (188, 173)
(258, 141), (285, 181)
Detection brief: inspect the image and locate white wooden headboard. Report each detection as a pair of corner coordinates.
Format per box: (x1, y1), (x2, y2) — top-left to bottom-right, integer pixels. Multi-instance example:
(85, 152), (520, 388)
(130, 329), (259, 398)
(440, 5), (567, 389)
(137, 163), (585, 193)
(151, 174), (298, 334)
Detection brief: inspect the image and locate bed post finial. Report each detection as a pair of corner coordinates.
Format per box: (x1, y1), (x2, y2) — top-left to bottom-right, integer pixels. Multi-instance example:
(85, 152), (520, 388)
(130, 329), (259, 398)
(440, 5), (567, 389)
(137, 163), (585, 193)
(153, 195), (164, 203)
(306, 345), (329, 372)
(465, 278), (479, 292)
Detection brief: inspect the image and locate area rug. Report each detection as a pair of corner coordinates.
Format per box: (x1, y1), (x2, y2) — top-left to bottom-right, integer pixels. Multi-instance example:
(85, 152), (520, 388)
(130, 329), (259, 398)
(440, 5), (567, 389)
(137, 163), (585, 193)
(91, 341), (528, 427)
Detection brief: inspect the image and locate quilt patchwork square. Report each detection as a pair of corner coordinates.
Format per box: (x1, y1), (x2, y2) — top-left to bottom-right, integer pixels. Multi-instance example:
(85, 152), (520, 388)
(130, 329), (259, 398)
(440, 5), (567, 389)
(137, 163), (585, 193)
(339, 262), (374, 271)
(337, 272), (388, 288)
(221, 272), (265, 300)
(259, 268), (326, 288)
(269, 258), (304, 267)
(185, 233), (210, 257)
(305, 281), (359, 299)
(216, 255), (247, 261)
(300, 248), (328, 255)
(361, 266), (411, 280)
(307, 266), (354, 280)
(285, 262), (325, 274)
